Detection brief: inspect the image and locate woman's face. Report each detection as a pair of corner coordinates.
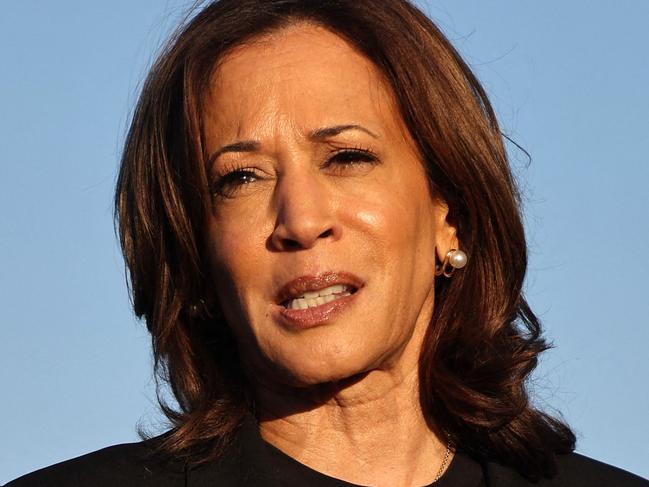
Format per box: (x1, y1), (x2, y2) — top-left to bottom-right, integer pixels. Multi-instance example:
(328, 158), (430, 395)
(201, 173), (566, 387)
(203, 24), (454, 387)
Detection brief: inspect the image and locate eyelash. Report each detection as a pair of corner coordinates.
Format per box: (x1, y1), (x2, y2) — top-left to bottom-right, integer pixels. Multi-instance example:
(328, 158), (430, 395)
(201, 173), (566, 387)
(322, 146), (379, 170)
(210, 147), (379, 198)
(209, 166), (259, 198)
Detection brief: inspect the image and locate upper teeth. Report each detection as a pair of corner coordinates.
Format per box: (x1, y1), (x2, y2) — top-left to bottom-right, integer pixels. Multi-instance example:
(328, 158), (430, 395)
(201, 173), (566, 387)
(298, 284), (347, 299)
(286, 284), (352, 310)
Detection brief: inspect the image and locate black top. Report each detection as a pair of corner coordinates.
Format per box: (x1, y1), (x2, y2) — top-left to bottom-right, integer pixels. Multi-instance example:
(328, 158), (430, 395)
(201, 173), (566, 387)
(5, 417), (648, 486)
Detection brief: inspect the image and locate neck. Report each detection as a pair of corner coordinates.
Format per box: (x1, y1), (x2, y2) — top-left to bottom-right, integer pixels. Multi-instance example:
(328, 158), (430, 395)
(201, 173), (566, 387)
(254, 364), (451, 487)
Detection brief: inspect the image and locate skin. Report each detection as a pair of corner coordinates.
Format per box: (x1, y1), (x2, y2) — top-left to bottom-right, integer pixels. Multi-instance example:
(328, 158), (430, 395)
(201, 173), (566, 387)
(203, 23), (458, 487)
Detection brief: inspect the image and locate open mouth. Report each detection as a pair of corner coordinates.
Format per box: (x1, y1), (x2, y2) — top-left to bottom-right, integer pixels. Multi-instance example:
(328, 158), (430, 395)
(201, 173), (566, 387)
(274, 272), (364, 328)
(281, 284), (358, 310)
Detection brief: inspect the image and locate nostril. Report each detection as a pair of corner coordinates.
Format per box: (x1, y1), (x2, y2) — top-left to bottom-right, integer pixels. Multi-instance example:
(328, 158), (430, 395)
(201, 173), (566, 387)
(284, 238), (301, 249)
(277, 229), (334, 250)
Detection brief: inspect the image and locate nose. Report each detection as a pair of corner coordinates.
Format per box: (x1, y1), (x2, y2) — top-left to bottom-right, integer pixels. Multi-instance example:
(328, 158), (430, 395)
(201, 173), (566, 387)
(269, 170), (340, 251)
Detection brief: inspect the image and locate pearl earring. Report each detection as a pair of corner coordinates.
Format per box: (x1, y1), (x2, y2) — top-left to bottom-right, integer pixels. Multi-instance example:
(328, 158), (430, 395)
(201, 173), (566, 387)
(435, 249), (468, 278)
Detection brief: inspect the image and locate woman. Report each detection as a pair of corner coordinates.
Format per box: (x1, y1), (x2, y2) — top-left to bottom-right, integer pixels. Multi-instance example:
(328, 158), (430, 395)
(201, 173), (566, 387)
(6, 0), (648, 485)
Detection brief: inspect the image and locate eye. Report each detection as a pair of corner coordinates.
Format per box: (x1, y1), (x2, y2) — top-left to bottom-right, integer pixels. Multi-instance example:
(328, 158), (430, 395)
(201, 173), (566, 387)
(210, 168), (261, 198)
(322, 148), (379, 173)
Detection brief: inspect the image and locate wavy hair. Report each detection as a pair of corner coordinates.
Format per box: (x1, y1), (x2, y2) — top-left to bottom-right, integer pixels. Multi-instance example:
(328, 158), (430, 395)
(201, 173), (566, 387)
(115, 0), (575, 480)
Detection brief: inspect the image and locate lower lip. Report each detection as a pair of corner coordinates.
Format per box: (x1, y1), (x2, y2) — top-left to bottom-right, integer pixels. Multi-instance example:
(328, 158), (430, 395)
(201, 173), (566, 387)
(273, 290), (360, 330)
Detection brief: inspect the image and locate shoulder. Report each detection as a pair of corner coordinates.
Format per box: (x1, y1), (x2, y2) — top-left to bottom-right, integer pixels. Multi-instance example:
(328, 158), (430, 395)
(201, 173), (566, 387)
(485, 452), (649, 486)
(552, 453), (649, 486)
(3, 439), (185, 487)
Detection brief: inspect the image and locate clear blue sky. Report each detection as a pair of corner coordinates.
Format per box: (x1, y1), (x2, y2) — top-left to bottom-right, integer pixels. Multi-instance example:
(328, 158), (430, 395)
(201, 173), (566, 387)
(1, 1), (648, 483)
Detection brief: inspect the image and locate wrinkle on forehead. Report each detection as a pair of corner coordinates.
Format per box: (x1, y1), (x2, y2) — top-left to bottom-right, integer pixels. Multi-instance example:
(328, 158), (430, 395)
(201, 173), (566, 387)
(202, 22), (418, 156)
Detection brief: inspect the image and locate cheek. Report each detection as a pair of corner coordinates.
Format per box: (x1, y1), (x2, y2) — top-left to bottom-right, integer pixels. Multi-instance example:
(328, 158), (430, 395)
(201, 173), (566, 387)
(207, 203), (270, 267)
(205, 211), (272, 323)
(339, 175), (435, 259)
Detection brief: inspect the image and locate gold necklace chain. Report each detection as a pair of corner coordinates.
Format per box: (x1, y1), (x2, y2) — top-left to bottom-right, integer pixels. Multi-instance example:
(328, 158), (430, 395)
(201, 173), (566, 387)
(432, 441), (453, 482)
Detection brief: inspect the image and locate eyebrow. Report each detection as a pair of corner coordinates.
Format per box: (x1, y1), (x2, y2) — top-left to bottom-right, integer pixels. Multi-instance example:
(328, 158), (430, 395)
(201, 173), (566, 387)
(207, 124), (378, 165)
(309, 124), (378, 140)
(207, 140), (260, 165)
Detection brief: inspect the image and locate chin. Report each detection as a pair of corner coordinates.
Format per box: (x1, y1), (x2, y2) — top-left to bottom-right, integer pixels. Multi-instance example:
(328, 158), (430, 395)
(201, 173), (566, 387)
(258, 337), (381, 388)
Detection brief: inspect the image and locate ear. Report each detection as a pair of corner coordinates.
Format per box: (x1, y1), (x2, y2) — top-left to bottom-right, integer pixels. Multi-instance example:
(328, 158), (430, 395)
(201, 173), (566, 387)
(431, 199), (459, 263)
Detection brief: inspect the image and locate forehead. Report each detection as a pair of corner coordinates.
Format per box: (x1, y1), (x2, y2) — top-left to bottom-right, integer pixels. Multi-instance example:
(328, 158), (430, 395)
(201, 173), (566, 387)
(202, 23), (402, 141)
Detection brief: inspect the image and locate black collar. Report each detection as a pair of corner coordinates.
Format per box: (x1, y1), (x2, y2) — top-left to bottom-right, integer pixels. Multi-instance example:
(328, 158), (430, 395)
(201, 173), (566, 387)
(187, 415), (485, 486)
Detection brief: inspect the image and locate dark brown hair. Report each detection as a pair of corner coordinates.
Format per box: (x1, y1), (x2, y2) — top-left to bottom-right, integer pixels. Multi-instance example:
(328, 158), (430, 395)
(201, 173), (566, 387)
(115, 0), (575, 480)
